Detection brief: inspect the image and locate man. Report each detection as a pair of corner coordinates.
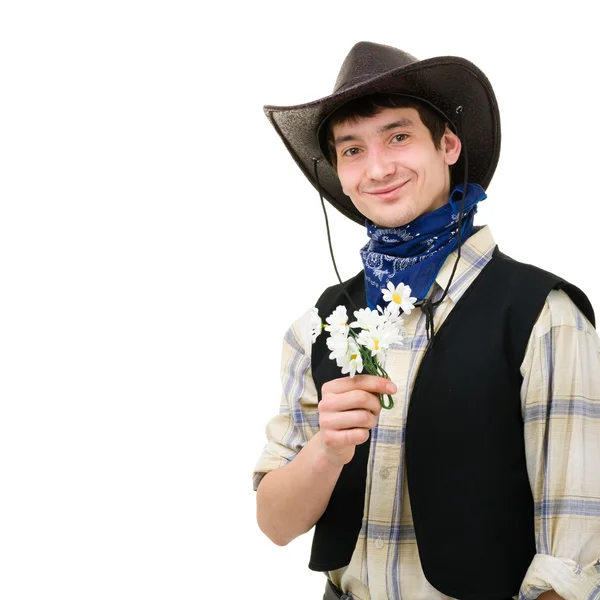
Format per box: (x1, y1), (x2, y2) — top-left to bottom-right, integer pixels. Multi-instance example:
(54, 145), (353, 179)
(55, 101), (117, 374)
(252, 42), (600, 600)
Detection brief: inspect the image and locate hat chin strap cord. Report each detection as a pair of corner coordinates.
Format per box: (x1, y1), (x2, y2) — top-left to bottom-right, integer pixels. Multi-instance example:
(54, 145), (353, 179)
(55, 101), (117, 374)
(312, 157), (361, 316)
(418, 105), (468, 348)
(312, 104), (469, 349)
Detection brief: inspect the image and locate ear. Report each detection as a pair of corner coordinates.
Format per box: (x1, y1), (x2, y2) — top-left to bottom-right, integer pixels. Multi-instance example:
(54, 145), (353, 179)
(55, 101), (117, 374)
(441, 125), (462, 166)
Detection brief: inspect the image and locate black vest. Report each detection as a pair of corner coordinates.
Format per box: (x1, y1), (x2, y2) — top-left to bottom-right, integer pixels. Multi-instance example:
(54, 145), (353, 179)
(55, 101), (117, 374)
(309, 247), (594, 600)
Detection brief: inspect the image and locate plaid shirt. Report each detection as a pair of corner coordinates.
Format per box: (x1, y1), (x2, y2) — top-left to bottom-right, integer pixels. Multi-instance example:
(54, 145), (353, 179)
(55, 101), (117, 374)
(253, 226), (600, 600)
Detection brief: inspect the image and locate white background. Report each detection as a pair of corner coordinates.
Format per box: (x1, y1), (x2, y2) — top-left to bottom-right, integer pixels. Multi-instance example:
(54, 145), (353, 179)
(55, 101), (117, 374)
(0, 1), (598, 598)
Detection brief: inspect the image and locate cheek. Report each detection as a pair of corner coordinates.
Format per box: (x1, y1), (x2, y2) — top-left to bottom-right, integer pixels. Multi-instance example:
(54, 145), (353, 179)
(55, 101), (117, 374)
(413, 155), (444, 182)
(338, 168), (358, 195)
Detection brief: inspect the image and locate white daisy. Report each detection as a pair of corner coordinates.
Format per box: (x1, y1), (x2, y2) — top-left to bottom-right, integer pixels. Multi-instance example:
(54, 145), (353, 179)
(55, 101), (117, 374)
(381, 282), (417, 315)
(324, 305), (349, 336)
(326, 332), (349, 361)
(337, 337), (364, 378)
(350, 307), (384, 331)
(308, 307), (323, 343)
(377, 304), (405, 328)
(382, 320), (406, 346)
(358, 323), (404, 357)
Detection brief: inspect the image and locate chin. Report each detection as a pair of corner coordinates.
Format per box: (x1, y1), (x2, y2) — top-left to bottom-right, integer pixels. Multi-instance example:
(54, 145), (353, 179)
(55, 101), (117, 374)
(370, 213), (412, 230)
(364, 201), (416, 230)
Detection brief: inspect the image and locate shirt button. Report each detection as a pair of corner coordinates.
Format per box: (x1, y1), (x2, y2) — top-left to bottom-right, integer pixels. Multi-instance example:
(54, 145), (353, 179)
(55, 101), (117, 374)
(374, 537), (384, 549)
(380, 468), (389, 479)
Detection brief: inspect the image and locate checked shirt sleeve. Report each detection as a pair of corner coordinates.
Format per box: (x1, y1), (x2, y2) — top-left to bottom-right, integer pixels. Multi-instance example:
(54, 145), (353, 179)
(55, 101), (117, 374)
(518, 289), (600, 600)
(252, 308), (320, 491)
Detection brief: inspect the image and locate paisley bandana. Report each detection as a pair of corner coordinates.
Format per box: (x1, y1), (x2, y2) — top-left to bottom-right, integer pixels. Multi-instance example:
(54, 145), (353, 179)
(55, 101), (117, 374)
(360, 183), (487, 309)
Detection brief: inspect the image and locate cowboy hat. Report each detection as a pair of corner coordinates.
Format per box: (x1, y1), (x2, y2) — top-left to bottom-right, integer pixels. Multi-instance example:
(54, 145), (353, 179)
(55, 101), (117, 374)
(263, 41), (501, 225)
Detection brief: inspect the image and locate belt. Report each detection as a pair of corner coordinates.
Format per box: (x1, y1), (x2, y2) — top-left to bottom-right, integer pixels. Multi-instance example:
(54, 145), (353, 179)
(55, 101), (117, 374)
(323, 579), (352, 600)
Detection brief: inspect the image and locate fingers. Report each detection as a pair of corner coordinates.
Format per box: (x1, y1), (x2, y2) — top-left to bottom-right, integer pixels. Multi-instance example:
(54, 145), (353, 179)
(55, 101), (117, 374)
(323, 374), (397, 397)
(321, 376), (396, 417)
(321, 425), (370, 451)
(317, 376), (397, 463)
(321, 387), (383, 416)
(319, 400), (379, 432)
(319, 375), (396, 435)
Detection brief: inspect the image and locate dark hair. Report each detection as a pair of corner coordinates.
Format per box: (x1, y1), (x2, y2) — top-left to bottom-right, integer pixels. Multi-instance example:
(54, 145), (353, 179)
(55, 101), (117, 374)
(323, 93), (450, 171)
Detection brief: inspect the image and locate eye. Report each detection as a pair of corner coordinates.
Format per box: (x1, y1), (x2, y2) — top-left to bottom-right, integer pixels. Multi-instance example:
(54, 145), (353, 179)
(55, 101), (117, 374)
(392, 133), (409, 142)
(341, 147), (360, 157)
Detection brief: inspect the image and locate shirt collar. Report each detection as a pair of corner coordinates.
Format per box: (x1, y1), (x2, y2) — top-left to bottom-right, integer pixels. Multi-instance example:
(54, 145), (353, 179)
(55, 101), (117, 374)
(432, 225), (497, 305)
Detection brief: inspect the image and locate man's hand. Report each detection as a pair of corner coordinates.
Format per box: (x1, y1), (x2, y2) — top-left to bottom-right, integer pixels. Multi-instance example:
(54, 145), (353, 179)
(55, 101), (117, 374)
(318, 374), (396, 467)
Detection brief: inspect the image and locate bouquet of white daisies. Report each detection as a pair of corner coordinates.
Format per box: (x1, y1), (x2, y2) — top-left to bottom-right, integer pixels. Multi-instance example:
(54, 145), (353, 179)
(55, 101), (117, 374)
(309, 282), (416, 409)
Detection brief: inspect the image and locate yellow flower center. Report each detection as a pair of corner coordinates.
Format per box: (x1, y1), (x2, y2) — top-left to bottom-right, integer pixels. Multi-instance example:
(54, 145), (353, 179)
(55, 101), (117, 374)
(392, 293), (402, 304)
(350, 354), (357, 360)
(373, 339), (380, 350)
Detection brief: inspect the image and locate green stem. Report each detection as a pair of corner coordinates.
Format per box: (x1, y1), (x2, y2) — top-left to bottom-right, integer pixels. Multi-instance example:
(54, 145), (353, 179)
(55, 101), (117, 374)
(348, 328), (395, 410)
(379, 394), (394, 409)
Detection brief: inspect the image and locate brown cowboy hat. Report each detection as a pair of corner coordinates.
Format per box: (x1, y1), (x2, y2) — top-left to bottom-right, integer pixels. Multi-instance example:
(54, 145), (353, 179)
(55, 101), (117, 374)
(263, 41), (501, 226)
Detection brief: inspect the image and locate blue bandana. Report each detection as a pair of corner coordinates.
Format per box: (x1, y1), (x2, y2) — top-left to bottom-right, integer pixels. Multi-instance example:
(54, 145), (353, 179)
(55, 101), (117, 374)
(360, 183), (487, 309)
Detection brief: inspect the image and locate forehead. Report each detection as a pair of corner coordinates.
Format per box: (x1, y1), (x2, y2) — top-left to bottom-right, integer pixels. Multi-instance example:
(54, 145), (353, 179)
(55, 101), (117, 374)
(331, 106), (425, 138)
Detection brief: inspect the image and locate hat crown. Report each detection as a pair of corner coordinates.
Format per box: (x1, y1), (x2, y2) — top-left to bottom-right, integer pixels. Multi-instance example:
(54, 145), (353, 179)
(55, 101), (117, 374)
(333, 42), (418, 94)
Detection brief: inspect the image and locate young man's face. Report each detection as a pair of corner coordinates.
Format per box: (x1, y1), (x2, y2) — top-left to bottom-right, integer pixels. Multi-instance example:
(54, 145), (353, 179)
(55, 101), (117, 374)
(332, 107), (461, 229)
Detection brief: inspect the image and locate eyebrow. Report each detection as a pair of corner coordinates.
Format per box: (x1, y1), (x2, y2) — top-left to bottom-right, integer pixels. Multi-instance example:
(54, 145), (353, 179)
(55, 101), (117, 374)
(334, 118), (415, 147)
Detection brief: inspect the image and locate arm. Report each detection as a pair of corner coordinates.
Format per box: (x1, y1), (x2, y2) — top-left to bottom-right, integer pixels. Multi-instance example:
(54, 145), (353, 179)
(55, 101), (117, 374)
(252, 309), (392, 546)
(518, 290), (600, 600)
(256, 431), (343, 546)
(256, 375), (392, 546)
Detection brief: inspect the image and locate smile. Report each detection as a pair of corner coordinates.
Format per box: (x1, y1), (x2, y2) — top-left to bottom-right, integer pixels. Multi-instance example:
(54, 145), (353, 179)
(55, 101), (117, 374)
(365, 181), (408, 201)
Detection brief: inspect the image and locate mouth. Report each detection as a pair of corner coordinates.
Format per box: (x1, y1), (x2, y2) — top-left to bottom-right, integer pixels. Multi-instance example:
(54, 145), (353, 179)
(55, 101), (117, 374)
(365, 180), (409, 201)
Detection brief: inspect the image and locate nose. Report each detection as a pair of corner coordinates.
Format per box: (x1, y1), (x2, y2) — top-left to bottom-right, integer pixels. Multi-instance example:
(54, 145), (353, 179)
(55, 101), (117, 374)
(364, 146), (396, 181)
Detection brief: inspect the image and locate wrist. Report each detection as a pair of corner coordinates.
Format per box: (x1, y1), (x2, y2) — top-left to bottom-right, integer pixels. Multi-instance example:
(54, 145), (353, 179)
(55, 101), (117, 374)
(312, 431), (351, 472)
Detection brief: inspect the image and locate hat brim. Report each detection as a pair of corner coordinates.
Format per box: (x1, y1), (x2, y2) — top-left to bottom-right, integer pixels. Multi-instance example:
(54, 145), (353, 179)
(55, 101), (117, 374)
(264, 56), (501, 226)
